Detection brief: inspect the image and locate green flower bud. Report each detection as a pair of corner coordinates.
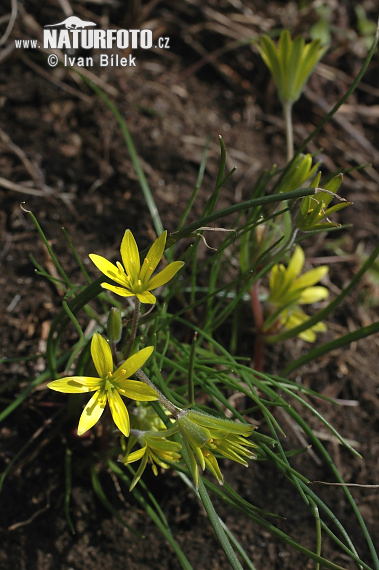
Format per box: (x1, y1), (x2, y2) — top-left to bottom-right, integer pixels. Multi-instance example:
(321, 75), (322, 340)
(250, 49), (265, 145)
(258, 30), (327, 104)
(279, 154), (319, 194)
(295, 173), (352, 232)
(107, 307), (122, 344)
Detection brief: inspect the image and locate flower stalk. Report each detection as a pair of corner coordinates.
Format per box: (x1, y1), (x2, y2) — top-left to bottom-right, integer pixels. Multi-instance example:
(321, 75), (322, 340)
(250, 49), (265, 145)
(123, 298), (140, 360)
(135, 368), (181, 418)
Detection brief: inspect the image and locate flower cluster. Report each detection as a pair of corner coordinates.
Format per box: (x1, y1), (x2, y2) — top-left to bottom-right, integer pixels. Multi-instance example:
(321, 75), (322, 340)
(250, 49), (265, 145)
(48, 228), (257, 490)
(176, 410), (257, 488)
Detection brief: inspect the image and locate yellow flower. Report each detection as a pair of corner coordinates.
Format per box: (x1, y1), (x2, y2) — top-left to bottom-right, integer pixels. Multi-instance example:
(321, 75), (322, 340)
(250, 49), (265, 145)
(48, 333), (158, 437)
(177, 410), (256, 487)
(123, 428), (182, 490)
(89, 230), (184, 304)
(266, 246), (329, 341)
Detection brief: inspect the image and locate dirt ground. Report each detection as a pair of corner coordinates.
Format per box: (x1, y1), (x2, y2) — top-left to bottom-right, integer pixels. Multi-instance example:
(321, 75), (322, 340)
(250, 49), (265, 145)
(1, 1), (378, 569)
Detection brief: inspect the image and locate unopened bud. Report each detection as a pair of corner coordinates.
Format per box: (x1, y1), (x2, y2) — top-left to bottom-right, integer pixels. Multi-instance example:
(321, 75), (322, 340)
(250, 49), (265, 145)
(107, 307), (122, 344)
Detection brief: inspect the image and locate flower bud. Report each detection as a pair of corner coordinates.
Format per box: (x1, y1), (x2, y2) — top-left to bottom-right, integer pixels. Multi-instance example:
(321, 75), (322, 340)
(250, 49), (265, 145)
(107, 307), (122, 344)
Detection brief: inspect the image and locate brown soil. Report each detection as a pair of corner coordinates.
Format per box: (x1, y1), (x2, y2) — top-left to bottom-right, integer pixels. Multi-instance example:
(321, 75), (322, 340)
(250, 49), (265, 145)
(1, 2), (378, 569)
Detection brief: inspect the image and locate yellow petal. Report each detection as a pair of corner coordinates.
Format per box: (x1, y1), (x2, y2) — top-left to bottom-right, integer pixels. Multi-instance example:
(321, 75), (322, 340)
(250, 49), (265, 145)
(77, 389), (107, 435)
(136, 291), (156, 304)
(113, 346), (154, 380)
(107, 390), (130, 436)
(147, 261), (184, 290)
(123, 446), (147, 464)
(91, 333), (113, 378)
(281, 308), (307, 329)
(203, 453), (224, 484)
(100, 283), (135, 297)
(269, 264), (280, 294)
(298, 328), (317, 342)
(89, 254), (128, 287)
(269, 264), (286, 301)
(312, 321), (327, 332)
(120, 230), (140, 282)
(293, 266), (328, 289)
(139, 230), (167, 282)
(118, 379), (158, 401)
(286, 246), (304, 282)
(299, 286), (329, 304)
(48, 377), (102, 393)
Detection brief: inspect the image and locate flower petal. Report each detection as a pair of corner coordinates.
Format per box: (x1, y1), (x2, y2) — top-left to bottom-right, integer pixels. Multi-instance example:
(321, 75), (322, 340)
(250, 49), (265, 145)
(203, 452), (224, 484)
(120, 230), (140, 282)
(286, 246), (304, 282)
(139, 231), (167, 282)
(136, 291), (156, 304)
(89, 254), (128, 287)
(118, 379), (158, 401)
(77, 389), (106, 435)
(100, 283), (135, 297)
(123, 446), (147, 464)
(269, 264), (286, 301)
(48, 377), (102, 393)
(107, 390), (130, 436)
(299, 286), (329, 304)
(298, 328), (317, 342)
(147, 261), (184, 291)
(129, 452), (149, 491)
(91, 333), (113, 378)
(293, 265), (328, 289)
(113, 346), (154, 380)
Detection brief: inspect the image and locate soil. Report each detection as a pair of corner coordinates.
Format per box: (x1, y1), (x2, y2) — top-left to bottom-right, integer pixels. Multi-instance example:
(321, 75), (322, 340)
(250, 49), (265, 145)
(1, 2), (378, 569)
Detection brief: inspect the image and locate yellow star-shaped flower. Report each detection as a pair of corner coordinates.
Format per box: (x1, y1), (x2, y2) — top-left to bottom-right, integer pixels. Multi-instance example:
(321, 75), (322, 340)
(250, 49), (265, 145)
(266, 246), (329, 341)
(89, 230), (184, 304)
(48, 333), (158, 437)
(268, 246), (328, 306)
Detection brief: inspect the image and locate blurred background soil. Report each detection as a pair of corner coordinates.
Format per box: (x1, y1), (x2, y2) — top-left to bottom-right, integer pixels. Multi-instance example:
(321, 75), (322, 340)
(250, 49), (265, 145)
(0, 1), (378, 569)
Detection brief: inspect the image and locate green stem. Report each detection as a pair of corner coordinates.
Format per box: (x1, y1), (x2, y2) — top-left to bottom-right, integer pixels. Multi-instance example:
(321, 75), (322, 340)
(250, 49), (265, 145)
(135, 369), (181, 417)
(250, 280), (264, 371)
(187, 332), (197, 405)
(166, 187), (315, 248)
(283, 99), (294, 161)
(198, 478), (244, 570)
(124, 298), (140, 359)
